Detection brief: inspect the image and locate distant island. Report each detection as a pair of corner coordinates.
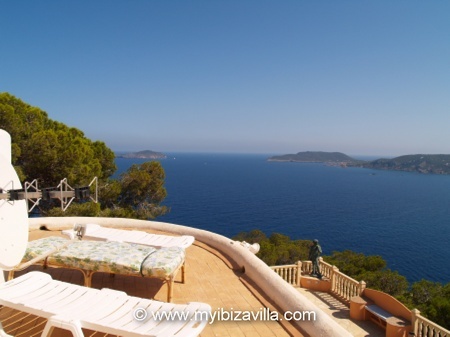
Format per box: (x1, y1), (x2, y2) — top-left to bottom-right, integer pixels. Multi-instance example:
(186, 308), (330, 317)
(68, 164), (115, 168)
(268, 151), (361, 166)
(358, 154), (450, 175)
(268, 152), (450, 175)
(116, 150), (166, 159)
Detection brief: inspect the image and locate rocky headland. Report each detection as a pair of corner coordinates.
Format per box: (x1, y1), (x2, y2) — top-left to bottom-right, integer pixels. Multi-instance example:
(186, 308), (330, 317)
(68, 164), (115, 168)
(268, 151), (450, 174)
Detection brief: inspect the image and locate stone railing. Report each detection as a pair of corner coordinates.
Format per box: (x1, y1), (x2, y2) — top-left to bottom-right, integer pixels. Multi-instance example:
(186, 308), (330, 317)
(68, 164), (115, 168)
(301, 260), (312, 275)
(271, 260), (450, 337)
(316, 258), (334, 280)
(412, 308), (450, 337)
(330, 266), (365, 304)
(270, 262), (302, 286)
(271, 258), (365, 303)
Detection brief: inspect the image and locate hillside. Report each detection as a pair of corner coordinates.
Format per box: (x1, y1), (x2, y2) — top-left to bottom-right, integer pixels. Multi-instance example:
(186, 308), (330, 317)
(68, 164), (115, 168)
(268, 151), (360, 164)
(116, 150), (166, 159)
(359, 154), (450, 174)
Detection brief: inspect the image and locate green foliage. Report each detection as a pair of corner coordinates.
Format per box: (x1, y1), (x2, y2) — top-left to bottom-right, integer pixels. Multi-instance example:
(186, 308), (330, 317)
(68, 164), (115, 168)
(325, 250), (386, 275)
(399, 280), (450, 329)
(46, 202), (101, 217)
(0, 93), (116, 186)
(361, 270), (409, 297)
(1, 92), (168, 220)
(411, 280), (444, 305)
(324, 250), (408, 297)
(233, 230), (311, 266)
(92, 140), (117, 180)
(427, 287), (450, 329)
(99, 161), (169, 219)
(233, 229), (267, 243)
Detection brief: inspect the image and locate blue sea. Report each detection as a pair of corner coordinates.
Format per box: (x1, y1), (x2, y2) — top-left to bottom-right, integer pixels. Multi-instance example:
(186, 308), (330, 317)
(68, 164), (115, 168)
(115, 153), (450, 284)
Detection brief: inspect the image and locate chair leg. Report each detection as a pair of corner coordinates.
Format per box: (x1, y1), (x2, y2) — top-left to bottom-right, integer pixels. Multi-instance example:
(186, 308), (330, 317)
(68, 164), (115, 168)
(40, 323), (55, 337)
(181, 263), (186, 284)
(167, 277), (174, 303)
(42, 316), (85, 337)
(81, 270), (93, 287)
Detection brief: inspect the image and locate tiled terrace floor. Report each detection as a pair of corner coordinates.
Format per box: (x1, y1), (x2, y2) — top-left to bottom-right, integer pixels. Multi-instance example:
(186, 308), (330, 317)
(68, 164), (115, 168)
(296, 288), (385, 337)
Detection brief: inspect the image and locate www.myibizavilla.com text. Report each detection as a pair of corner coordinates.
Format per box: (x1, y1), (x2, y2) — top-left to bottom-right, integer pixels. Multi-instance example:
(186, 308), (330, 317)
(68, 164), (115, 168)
(133, 307), (316, 324)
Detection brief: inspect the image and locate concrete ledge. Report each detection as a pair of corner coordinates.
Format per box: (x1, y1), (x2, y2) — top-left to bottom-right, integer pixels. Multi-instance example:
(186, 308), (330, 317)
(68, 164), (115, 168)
(30, 217), (353, 337)
(300, 276), (331, 292)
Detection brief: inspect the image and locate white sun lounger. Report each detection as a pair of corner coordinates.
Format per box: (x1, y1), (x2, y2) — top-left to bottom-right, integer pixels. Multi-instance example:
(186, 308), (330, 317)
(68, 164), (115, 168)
(62, 224), (195, 249)
(0, 271), (210, 337)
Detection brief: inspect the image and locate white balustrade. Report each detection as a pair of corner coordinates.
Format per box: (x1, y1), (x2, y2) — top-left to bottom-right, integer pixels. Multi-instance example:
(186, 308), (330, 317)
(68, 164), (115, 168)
(412, 308), (449, 337)
(271, 260), (450, 337)
(270, 261), (302, 286)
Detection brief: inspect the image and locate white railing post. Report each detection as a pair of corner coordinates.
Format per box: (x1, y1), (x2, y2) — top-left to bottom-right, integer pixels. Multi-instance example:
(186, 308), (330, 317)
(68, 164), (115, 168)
(411, 308), (420, 336)
(358, 280), (366, 295)
(331, 265), (339, 293)
(296, 261), (302, 286)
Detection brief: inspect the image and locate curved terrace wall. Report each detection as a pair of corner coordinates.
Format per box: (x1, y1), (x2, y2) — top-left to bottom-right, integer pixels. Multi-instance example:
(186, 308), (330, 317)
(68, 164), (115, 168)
(29, 217), (352, 337)
(363, 288), (411, 321)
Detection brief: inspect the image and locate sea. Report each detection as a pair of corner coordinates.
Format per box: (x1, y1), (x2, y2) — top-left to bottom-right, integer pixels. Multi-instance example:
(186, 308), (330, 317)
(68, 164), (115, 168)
(115, 153), (450, 285)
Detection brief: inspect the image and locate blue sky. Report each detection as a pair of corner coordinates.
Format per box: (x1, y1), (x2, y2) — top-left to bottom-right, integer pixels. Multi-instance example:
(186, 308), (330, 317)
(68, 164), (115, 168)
(1, 1), (449, 156)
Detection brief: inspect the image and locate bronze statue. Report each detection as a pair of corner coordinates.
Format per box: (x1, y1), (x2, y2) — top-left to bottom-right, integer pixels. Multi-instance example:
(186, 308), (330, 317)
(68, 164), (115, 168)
(308, 239), (322, 279)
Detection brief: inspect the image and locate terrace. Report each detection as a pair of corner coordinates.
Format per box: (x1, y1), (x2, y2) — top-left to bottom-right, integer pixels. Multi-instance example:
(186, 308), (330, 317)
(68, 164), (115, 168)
(2, 217), (449, 337)
(3, 224), (292, 337)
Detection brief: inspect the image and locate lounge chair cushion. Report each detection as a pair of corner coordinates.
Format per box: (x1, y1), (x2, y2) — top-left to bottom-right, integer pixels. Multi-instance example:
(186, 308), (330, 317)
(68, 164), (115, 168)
(23, 236), (68, 260)
(24, 237), (185, 278)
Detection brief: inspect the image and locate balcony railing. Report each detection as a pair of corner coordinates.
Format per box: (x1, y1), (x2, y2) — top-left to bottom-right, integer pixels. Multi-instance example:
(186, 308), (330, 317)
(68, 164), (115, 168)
(270, 259), (450, 337)
(270, 261), (302, 286)
(412, 309), (449, 337)
(271, 258), (364, 303)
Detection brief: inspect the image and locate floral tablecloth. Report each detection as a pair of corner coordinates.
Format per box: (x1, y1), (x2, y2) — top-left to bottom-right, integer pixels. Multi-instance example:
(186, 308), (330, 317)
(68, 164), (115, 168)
(24, 237), (185, 278)
(24, 236), (68, 260)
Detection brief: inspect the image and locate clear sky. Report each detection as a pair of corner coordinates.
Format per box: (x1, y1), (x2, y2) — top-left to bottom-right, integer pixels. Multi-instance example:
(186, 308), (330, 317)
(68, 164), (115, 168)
(1, 1), (449, 156)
